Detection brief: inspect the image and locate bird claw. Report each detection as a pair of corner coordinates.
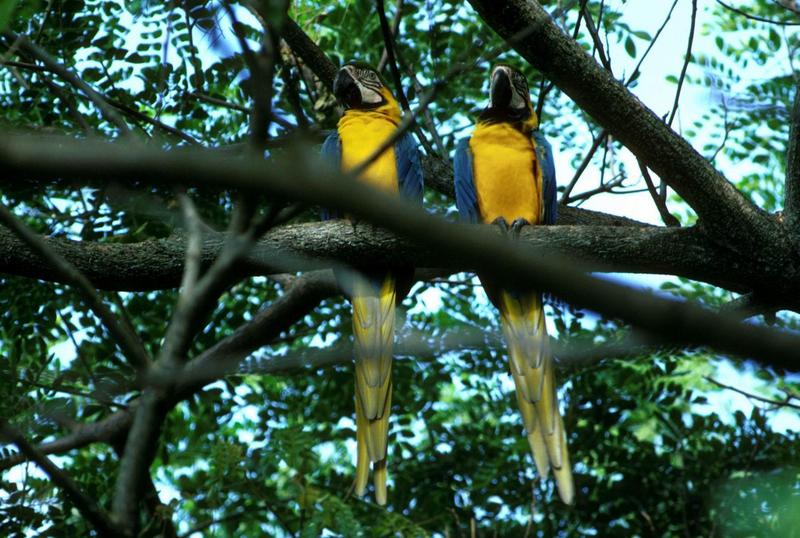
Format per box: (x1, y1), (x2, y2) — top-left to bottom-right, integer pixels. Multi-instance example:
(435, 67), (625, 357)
(510, 218), (530, 240)
(492, 216), (510, 234)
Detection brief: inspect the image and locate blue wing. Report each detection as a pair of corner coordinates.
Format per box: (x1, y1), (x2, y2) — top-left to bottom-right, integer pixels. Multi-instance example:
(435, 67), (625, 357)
(320, 130), (342, 220)
(394, 132), (424, 204)
(532, 130), (558, 225)
(454, 137), (479, 223)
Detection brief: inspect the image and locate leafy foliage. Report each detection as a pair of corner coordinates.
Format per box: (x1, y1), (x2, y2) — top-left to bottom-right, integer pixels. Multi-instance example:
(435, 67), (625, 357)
(1, 0), (799, 537)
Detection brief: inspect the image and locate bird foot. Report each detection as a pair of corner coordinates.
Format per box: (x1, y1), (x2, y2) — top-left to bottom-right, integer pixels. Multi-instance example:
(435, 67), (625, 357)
(510, 218), (530, 240)
(492, 216), (510, 235)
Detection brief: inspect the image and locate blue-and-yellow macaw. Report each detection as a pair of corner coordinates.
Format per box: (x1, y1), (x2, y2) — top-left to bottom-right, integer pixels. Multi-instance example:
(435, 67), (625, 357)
(453, 65), (573, 504)
(321, 62), (423, 505)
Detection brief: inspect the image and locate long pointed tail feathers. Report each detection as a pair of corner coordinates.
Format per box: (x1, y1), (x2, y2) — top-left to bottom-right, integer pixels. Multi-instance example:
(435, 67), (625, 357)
(351, 276), (396, 505)
(500, 291), (575, 505)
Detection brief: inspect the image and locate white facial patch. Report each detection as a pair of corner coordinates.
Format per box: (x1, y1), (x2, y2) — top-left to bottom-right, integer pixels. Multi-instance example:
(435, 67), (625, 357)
(343, 65), (384, 105)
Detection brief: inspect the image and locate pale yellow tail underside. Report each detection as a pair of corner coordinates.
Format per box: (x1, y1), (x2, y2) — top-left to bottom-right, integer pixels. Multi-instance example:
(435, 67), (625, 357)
(500, 291), (575, 504)
(352, 276), (396, 505)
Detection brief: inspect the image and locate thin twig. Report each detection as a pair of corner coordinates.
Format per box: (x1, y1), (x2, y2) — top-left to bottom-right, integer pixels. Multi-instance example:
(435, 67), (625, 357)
(187, 91), (249, 112)
(0, 420), (122, 536)
(716, 0), (800, 25)
(376, 0), (410, 110)
(638, 159), (681, 226)
(563, 173), (626, 204)
(705, 376), (800, 410)
(581, 0), (611, 72)
(624, 0), (680, 86)
(2, 31), (130, 132)
(560, 129), (607, 203)
(377, 0), (404, 72)
(668, 0), (698, 127)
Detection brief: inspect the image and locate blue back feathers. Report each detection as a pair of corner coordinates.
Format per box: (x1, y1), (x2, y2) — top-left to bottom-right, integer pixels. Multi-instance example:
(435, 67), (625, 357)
(532, 129), (558, 225)
(453, 138), (479, 224)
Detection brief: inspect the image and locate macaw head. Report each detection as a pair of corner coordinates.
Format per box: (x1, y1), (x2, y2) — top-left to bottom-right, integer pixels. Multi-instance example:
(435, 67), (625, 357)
(333, 62), (391, 109)
(481, 64), (538, 129)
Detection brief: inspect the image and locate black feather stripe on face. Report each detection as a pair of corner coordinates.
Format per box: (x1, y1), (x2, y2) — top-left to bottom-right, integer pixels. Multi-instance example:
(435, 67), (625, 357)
(354, 67), (383, 91)
(511, 73), (529, 102)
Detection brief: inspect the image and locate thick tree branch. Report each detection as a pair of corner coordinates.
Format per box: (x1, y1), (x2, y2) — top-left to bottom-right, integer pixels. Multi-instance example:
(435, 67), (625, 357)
(0, 218), (748, 292)
(280, 19), (338, 90)
(464, 0), (778, 253)
(784, 80), (800, 234)
(1, 135), (799, 370)
(0, 205), (151, 370)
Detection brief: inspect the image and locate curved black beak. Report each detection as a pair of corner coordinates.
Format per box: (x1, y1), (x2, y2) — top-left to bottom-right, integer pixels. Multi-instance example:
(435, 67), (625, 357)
(333, 69), (361, 108)
(490, 68), (512, 109)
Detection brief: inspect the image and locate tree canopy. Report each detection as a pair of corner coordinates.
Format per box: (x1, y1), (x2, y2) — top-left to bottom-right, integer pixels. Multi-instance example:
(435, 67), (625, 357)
(0, 0), (799, 536)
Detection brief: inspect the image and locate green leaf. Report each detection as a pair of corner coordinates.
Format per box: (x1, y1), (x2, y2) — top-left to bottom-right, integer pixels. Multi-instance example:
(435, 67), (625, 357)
(625, 36), (636, 58)
(0, 0), (20, 31)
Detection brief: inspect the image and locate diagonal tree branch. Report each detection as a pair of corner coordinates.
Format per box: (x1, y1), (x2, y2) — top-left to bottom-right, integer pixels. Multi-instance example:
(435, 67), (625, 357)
(638, 159), (681, 227)
(784, 79), (800, 234)
(0, 420), (122, 536)
(0, 205), (151, 371)
(280, 18), (338, 89)
(464, 0), (778, 254)
(2, 31), (130, 133)
(667, 0), (698, 128)
(376, 0), (410, 110)
(0, 271), (334, 474)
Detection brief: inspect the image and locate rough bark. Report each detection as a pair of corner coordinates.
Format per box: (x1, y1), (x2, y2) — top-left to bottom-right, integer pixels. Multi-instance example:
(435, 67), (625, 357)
(1, 220), (742, 292)
(2, 135), (800, 366)
(784, 81), (800, 236)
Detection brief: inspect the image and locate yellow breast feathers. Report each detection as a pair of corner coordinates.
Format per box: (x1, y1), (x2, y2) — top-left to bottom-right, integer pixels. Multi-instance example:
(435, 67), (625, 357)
(470, 121), (543, 225)
(338, 88), (402, 194)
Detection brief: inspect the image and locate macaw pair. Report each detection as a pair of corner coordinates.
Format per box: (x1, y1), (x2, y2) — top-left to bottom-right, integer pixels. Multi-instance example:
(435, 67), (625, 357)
(322, 62), (573, 506)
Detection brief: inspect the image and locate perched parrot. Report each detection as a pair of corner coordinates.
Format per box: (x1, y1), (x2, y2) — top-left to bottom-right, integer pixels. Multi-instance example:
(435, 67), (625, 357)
(453, 64), (574, 504)
(321, 62), (423, 505)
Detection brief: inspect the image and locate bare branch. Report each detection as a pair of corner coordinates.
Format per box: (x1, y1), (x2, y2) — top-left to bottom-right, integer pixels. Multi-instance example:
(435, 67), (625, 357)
(376, 0), (410, 110)
(0, 420), (121, 536)
(2, 31), (130, 132)
(560, 130), (607, 203)
(667, 0), (697, 128)
(716, 0), (800, 25)
(638, 159), (681, 227)
(705, 376), (800, 410)
(377, 0), (404, 72)
(580, 0), (611, 72)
